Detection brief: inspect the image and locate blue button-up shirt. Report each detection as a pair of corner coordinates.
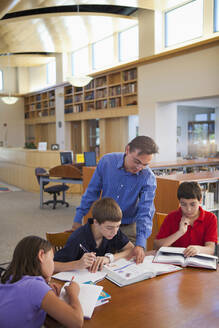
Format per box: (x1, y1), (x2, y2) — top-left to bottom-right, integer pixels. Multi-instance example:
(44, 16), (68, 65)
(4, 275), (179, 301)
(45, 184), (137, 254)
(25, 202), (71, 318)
(74, 152), (156, 248)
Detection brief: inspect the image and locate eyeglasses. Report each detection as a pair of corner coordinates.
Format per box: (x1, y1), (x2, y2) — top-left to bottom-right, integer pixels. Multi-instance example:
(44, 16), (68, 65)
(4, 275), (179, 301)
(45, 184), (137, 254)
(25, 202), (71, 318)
(130, 155), (149, 168)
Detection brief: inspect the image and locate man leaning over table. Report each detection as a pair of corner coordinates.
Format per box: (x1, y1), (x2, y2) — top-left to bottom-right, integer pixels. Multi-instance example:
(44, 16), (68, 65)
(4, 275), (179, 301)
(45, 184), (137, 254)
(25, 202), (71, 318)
(70, 135), (159, 264)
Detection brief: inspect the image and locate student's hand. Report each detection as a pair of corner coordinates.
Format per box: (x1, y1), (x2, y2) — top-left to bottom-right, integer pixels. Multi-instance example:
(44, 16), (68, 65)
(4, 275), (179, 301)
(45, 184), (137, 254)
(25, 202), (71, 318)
(65, 280), (80, 299)
(127, 246), (145, 264)
(179, 217), (190, 235)
(184, 245), (200, 257)
(49, 282), (62, 296)
(89, 256), (109, 273)
(71, 222), (82, 231)
(78, 252), (96, 269)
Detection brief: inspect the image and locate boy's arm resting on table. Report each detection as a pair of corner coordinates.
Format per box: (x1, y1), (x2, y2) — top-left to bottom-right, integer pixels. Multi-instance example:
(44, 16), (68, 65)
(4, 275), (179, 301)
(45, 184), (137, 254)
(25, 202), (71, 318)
(154, 230), (184, 249)
(183, 242), (216, 257)
(42, 282), (83, 328)
(114, 241), (135, 261)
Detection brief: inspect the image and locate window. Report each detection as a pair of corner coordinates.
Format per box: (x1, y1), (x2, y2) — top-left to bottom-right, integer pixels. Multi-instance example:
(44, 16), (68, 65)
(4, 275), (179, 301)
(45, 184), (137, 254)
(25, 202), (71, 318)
(195, 113), (208, 121)
(0, 70), (3, 90)
(165, 0), (203, 47)
(119, 25), (138, 62)
(46, 59), (56, 85)
(188, 121), (215, 156)
(92, 36), (114, 70)
(72, 46), (89, 76)
(214, 0), (219, 32)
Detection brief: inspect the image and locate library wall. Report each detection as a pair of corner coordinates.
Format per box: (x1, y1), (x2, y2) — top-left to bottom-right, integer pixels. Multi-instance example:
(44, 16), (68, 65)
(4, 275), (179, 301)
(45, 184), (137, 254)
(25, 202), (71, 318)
(17, 67), (29, 94)
(29, 64), (47, 92)
(104, 117), (128, 153)
(0, 98), (25, 147)
(138, 44), (219, 161)
(71, 121), (82, 155)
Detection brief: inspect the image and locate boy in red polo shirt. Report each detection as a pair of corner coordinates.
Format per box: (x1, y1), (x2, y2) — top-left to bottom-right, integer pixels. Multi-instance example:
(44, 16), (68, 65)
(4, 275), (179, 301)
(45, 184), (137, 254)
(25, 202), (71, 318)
(154, 181), (217, 257)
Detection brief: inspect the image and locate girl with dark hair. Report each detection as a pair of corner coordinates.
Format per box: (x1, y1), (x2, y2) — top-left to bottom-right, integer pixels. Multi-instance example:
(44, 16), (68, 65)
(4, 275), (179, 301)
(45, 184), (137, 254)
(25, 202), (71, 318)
(0, 235), (83, 328)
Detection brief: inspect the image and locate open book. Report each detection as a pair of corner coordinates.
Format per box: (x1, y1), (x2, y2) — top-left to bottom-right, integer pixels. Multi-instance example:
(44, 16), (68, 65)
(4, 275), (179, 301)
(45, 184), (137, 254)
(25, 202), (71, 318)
(153, 247), (218, 270)
(102, 255), (182, 287)
(60, 282), (103, 319)
(52, 268), (106, 283)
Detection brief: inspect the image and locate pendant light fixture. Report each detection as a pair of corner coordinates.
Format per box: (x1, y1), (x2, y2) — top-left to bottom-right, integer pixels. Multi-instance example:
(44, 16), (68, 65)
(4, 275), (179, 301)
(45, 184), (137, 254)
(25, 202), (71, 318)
(1, 53), (18, 105)
(66, 5), (93, 88)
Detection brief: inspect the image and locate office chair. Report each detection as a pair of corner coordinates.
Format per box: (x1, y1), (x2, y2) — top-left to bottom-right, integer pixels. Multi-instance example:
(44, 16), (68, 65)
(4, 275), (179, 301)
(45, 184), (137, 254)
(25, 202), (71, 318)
(46, 231), (72, 252)
(35, 167), (69, 209)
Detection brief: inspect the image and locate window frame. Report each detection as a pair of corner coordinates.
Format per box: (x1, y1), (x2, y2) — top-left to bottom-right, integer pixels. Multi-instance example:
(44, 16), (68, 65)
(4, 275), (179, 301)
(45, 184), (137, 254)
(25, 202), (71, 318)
(92, 35), (114, 70)
(46, 60), (56, 86)
(214, 0), (219, 32)
(0, 70), (3, 91)
(72, 46), (89, 76)
(164, 0), (204, 48)
(118, 24), (139, 63)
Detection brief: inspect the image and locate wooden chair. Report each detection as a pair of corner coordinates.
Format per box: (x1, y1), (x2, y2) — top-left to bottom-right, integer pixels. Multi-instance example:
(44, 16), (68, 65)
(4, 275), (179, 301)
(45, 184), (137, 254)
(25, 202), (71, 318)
(156, 212), (167, 231)
(46, 231), (72, 252)
(146, 212), (167, 251)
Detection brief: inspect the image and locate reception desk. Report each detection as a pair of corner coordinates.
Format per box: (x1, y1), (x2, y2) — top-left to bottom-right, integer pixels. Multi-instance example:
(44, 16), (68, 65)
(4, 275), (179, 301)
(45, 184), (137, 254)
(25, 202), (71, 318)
(0, 147), (82, 193)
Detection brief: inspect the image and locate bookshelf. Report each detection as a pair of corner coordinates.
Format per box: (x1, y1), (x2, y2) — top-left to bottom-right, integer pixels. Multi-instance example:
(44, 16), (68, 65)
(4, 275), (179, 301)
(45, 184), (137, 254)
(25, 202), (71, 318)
(154, 171), (219, 214)
(24, 65), (138, 155)
(63, 66), (137, 114)
(24, 88), (55, 120)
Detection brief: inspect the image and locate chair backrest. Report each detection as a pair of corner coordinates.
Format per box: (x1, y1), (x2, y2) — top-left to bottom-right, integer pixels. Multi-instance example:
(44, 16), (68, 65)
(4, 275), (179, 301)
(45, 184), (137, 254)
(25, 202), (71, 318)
(35, 167), (49, 188)
(46, 231), (72, 252)
(146, 212), (167, 251)
(156, 212), (167, 230)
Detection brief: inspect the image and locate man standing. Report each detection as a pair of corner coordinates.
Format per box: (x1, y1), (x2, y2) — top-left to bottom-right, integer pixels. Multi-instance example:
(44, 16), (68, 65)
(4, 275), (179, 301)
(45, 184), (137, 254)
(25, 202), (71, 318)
(72, 136), (158, 263)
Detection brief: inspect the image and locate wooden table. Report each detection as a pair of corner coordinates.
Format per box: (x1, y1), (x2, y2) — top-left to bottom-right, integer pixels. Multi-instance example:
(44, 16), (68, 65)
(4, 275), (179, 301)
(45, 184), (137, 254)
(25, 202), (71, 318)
(46, 268), (219, 328)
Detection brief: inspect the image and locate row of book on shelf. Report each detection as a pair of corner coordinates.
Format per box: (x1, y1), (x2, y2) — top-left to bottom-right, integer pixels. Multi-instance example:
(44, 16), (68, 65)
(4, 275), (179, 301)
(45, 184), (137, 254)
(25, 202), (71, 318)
(53, 247), (218, 319)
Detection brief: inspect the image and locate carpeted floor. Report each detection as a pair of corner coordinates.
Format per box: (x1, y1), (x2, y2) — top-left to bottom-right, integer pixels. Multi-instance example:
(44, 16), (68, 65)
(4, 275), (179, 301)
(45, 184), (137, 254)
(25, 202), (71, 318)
(0, 187), (81, 264)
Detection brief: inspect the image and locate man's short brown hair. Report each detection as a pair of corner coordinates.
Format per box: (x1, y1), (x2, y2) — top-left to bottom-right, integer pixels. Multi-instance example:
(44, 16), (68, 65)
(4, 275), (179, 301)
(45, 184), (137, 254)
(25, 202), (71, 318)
(127, 136), (159, 155)
(92, 197), (122, 224)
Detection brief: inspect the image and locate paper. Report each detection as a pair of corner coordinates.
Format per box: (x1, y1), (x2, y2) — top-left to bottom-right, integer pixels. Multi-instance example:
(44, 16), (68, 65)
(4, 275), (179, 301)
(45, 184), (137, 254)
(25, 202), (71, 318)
(52, 268), (106, 283)
(60, 282), (103, 319)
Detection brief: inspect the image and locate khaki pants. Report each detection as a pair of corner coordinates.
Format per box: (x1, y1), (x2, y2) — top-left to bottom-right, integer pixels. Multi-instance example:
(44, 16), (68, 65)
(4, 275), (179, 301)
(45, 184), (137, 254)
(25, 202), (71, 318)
(120, 222), (136, 244)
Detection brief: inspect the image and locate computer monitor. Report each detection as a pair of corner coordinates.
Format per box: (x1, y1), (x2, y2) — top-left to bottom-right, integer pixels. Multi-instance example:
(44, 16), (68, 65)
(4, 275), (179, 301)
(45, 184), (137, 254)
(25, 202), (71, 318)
(84, 151), (96, 167)
(60, 151), (73, 165)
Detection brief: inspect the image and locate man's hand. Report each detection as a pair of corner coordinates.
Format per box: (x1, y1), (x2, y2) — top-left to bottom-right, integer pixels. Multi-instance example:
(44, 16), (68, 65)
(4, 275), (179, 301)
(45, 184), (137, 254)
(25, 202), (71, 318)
(179, 217), (190, 235)
(126, 246), (145, 264)
(78, 252), (96, 269)
(184, 245), (200, 257)
(89, 256), (109, 273)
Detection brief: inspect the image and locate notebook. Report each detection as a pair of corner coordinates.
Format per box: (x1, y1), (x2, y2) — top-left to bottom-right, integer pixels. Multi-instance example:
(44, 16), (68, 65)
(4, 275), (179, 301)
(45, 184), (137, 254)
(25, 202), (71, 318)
(84, 281), (111, 307)
(52, 268), (106, 283)
(60, 282), (103, 319)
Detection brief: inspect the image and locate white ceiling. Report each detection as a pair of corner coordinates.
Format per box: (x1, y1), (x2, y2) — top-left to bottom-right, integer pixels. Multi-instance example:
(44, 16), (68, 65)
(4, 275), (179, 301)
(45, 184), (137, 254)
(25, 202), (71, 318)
(0, 0), (190, 66)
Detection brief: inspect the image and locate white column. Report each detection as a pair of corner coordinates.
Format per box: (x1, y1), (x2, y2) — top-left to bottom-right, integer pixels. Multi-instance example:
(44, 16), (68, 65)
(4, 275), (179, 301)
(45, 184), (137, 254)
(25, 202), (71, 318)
(215, 107), (219, 153)
(138, 9), (155, 58)
(55, 86), (65, 150)
(155, 102), (177, 161)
